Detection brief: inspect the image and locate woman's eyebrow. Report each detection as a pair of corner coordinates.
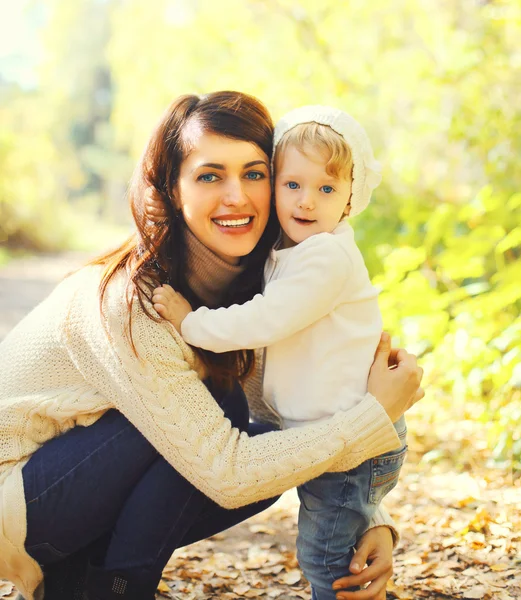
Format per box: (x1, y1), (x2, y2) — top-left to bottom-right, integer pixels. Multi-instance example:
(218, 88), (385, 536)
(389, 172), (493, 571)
(244, 160), (269, 169)
(193, 162), (225, 171)
(192, 160), (269, 173)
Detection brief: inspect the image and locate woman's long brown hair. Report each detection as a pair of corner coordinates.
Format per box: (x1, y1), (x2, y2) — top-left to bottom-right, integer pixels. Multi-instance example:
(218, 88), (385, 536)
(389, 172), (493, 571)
(88, 91), (280, 390)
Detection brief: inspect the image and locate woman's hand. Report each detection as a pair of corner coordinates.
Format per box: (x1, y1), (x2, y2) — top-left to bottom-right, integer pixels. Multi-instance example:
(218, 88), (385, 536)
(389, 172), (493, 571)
(145, 187), (168, 222)
(332, 526), (394, 600)
(368, 332), (424, 423)
(153, 284), (192, 331)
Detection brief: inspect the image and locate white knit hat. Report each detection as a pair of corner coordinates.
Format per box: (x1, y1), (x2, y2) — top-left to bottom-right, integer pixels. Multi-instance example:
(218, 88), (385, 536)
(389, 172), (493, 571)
(273, 105), (382, 217)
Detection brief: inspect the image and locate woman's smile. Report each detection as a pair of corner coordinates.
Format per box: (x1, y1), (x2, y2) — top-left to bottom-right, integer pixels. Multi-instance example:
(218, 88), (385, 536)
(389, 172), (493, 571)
(212, 214), (255, 233)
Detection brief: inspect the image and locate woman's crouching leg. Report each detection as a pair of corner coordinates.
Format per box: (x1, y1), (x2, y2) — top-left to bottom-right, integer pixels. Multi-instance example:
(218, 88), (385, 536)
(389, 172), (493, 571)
(85, 382), (278, 599)
(22, 409), (159, 565)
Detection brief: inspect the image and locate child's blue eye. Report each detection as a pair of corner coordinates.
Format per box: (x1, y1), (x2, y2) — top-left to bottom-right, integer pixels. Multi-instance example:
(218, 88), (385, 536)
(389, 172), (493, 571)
(321, 185), (334, 194)
(287, 181), (299, 190)
(245, 171), (264, 180)
(198, 173), (218, 183)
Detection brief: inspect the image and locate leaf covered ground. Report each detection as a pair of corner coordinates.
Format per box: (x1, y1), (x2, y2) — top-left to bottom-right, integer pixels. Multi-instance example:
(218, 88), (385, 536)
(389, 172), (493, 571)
(151, 459), (520, 600)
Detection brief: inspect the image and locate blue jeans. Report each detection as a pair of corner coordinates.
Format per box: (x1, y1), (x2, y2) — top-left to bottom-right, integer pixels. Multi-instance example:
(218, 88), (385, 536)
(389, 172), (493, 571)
(297, 416), (407, 600)
(22, 380), (279, 597)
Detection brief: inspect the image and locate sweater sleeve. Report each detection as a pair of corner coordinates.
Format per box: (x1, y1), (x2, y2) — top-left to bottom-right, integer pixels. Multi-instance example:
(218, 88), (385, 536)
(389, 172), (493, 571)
(181, 234), (351, 352)
(62, 273), (400, 510)
(367, 505), (400, 546)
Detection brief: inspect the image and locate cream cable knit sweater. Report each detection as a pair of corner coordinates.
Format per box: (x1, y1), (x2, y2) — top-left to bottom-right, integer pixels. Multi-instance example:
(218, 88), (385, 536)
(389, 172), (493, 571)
(0, 249), (400, 600)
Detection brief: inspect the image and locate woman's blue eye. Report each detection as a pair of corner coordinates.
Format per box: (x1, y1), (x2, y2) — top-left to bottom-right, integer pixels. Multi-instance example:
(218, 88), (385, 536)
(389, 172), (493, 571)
(199, 173), (218, 183)
(245, 171), (264, 180)
(287, 181), (299, 190)
(321, 185), (334, 194)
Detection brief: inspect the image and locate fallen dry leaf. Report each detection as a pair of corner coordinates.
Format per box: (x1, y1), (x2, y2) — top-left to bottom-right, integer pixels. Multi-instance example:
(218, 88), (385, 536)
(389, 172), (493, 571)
(249, 524), (277, 535)
(462, 584), (491, 599)
(278, 569), (301, 585)
(215, 569), (240, 579)
(0, 582), (13, 598)
(490, 563), (510, 571)
(243, 590), (265, 598)
(156, 580), (170, 596)
(232, 583), (250, 595)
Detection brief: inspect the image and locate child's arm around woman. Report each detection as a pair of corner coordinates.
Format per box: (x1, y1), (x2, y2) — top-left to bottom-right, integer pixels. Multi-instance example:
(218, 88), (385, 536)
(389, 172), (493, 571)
(154, 230), (353, 352)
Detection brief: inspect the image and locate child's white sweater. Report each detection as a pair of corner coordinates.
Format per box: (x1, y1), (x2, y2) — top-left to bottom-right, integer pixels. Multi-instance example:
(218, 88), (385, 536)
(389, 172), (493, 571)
(182, 221), (382, 428)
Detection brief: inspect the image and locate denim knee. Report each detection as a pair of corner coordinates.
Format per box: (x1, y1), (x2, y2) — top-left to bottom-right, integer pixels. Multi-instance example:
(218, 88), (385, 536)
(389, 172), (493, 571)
(296, 473), (357, 594)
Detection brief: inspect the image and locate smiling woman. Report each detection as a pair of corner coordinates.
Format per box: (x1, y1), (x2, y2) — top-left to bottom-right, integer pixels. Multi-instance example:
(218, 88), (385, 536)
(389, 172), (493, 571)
(176, 133), (271, 264)
(93, 92), (281, 389)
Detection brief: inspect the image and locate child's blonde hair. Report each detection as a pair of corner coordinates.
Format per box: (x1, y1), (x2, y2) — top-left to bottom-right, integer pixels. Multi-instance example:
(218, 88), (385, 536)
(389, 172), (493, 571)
(274, 123), (354, 181)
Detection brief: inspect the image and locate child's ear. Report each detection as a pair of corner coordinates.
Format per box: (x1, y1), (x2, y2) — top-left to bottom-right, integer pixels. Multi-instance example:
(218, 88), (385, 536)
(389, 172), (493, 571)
(343, 186), (353, 216)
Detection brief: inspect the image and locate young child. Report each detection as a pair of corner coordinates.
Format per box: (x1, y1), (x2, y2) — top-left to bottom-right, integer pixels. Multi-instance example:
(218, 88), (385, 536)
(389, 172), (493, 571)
(152, 105), (407, 600)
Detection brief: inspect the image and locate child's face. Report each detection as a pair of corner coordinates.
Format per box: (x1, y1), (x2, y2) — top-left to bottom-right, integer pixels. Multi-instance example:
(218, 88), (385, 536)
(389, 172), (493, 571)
(274, 144), (352, 248)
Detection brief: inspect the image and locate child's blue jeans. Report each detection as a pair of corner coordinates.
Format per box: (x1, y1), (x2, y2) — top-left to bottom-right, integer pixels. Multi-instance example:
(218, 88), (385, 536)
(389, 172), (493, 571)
(297, 416), (407, 600)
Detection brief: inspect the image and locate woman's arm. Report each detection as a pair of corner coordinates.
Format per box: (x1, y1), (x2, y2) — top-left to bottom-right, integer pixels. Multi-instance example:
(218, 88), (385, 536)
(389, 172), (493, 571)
(62, 271), (403, 510)
(180, 234), (351, 352)
(245, 332), (424, 442)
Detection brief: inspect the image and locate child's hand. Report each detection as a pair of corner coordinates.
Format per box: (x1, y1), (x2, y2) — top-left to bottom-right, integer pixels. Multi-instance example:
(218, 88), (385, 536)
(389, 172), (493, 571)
(153, 284), (192, 331)
(145, 187), (168, 223)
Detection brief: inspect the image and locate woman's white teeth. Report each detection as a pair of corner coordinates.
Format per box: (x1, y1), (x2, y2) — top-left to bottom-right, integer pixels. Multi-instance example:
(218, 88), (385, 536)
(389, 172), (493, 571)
(214, 217), (252, 227)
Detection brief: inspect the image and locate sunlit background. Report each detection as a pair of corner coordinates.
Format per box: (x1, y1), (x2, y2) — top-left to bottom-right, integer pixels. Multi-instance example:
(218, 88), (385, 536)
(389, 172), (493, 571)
(1, 0), (520, 475)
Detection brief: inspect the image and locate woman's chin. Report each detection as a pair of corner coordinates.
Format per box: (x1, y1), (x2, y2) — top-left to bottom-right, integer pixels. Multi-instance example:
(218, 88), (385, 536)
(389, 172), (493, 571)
(208, 235), (260, 264)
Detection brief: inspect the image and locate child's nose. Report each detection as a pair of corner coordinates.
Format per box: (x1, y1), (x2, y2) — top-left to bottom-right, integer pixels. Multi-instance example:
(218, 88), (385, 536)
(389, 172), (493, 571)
(297, 191), (314, 210)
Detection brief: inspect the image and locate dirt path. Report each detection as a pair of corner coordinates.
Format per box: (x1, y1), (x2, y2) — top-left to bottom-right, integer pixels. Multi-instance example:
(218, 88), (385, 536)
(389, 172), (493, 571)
(0, 252), (91, 341)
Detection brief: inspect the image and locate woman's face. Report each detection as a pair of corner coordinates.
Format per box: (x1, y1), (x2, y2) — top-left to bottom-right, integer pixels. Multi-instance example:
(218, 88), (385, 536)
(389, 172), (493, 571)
(176, 131), (272, 264)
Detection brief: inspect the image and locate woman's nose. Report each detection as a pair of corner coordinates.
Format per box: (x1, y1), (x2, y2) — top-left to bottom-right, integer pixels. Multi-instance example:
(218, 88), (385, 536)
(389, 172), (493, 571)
(222, 180), (248, 207)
